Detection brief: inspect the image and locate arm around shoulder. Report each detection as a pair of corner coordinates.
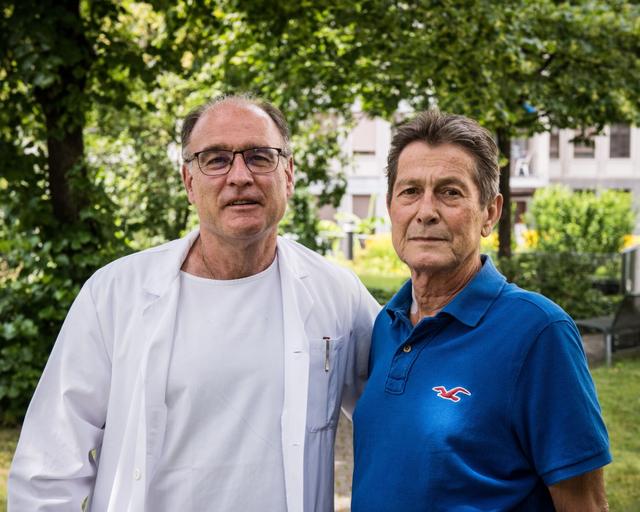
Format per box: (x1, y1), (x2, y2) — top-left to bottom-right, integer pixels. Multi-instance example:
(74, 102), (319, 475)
(8, 280), (112, 510)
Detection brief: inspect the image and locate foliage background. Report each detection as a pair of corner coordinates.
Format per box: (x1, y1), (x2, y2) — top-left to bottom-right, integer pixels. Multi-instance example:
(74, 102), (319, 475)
(1, 1), (640, 424)
(496, 187), (635, 319)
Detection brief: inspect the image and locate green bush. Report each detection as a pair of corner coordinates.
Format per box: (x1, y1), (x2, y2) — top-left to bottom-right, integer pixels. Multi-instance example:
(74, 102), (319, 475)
(497, 252), (620, 320)
(0, 186), (129, 425)
(496, 186), (636, 320)
(351, 234), (410, 278)
(365, 286), (398, 305)
(526, 186), (635, 254)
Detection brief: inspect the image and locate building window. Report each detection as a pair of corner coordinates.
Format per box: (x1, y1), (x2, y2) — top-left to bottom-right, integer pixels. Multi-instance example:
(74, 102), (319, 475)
(511, 138), (531, 176)
(549, 129), (559, 159)
(573, 129), (596, 158)
(351, 117), (376, 155)
(318, 204), (337, 221)
(610, 123), (631, 158)
(352, 194), (372, 220)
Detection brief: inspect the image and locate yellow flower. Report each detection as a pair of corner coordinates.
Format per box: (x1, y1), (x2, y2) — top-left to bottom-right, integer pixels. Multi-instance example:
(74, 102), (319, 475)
(522, 230), (539, 250)
(480, 232), (499, 252)
(622, 234), (640, 249)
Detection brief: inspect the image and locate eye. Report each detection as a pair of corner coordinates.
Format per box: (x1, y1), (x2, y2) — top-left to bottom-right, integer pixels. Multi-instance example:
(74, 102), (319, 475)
(245, 148), (278, 168)
(399, 187), (419, 196)
(247, 154), (271, 164)
(442, 188), (462, 197)
(200, 151), (231, 168)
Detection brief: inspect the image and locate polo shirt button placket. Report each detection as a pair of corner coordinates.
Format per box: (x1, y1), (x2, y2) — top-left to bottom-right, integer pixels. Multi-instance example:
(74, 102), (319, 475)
(384, 337), (422, 394)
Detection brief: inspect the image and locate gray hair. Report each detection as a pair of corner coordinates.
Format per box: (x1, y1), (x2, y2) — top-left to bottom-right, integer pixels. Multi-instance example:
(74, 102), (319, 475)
(386, 110), (500, 207)
(181, 94), (292, 160)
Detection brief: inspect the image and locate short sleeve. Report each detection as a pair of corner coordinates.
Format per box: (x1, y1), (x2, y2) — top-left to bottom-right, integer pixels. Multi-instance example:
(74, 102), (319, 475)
(510, 320), (612, 485)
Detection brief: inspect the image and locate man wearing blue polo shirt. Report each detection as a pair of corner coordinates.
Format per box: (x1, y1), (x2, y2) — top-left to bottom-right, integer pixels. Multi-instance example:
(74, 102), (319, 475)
(352, 110), (611, 511)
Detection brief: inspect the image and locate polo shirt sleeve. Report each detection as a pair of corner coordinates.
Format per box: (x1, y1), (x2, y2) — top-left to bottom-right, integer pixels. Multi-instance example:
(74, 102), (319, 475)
(510, 319), (612, 486)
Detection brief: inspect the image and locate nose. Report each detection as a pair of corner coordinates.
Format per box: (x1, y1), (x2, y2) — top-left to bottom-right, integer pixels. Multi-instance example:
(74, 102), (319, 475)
(416, 191), (439, 225)
(226, 152), (255, 186)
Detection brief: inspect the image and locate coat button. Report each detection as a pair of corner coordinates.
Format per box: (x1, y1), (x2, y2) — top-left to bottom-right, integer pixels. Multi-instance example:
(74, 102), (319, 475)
(134, 468), (142, 480)
(403, 344), (412, 353)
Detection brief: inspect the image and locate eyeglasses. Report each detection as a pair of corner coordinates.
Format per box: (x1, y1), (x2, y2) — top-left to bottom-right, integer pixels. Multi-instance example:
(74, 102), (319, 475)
(185, 147), (287, 176)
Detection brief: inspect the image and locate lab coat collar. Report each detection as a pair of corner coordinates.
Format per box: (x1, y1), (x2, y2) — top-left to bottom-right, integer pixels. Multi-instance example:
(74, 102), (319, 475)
(140, 230), (311, 299)
(141, 229), (200, 298)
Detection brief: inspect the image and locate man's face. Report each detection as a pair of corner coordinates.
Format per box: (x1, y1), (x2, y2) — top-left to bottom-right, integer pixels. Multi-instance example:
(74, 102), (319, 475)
(182, 102), (294, 246)
(388, 141), (502, 276)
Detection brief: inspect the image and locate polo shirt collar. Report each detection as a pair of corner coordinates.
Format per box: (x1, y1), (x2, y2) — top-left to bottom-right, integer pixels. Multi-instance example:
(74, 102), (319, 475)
(385, 279), (413, 324)
(386, 255), (506, 328)
(443, 255), (506, 326)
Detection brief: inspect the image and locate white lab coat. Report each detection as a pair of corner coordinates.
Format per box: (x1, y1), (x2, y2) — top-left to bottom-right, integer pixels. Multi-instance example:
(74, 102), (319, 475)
(9, 230), (380, 512)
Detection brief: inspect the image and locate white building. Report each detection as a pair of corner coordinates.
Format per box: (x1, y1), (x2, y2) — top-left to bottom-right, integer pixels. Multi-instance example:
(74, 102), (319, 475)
(326, 117), (640, 233)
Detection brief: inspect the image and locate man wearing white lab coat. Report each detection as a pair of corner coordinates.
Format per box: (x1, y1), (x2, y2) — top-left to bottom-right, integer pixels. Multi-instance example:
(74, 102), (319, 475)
(9, 95), (380, 511)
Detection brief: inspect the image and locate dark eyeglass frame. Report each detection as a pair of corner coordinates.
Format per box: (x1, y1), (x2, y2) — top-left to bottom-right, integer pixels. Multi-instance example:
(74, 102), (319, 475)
(184, 146), (288, 176)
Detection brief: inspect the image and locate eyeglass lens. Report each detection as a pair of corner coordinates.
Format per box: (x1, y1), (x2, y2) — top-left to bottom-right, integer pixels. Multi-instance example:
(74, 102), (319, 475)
(197, 148), (280, 175)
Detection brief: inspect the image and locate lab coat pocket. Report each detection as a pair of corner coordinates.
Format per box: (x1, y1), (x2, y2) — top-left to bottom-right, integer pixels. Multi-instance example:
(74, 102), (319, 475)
(307, 336), (345, 432)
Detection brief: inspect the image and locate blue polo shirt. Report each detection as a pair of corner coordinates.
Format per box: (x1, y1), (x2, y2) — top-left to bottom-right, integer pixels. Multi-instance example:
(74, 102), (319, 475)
(352, 256), (611, 512)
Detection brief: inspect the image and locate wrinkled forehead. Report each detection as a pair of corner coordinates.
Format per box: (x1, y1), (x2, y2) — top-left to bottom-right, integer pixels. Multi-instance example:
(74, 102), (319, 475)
(397, 141), (478, 180)
(189, 101), (284, 151)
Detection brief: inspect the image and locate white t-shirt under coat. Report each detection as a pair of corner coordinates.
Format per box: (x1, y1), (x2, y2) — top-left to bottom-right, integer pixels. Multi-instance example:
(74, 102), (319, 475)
(147, 257), (287, 511)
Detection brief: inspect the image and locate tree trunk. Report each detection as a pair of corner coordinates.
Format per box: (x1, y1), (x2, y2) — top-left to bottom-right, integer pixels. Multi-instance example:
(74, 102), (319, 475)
(496, 128), (512, 259)
(41, 112), (85, 224)
(33, 0), (91, 225)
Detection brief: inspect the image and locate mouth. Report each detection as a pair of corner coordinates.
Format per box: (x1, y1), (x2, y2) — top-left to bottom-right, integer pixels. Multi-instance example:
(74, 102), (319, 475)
(409, 236), (448, 242)
(226, 199), (260, 207)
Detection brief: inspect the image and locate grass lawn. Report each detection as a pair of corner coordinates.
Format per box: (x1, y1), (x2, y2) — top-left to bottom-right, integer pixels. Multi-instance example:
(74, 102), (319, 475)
(592, 357), (640, 511)
(357, 272), (407, 292)
(0, 358), (638, 510)
(0, 427), (19, 512)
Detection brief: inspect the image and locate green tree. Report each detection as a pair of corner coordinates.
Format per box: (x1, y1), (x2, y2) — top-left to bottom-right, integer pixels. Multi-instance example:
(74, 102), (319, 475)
(0, 0), (186, 421)
(0, 0), (354, 421)
(234, 0), (640, 257)
(423, 1), (640, 257)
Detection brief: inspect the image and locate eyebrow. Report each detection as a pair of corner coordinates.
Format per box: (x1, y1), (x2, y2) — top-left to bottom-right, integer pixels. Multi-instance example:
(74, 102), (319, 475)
(435, 176), (469, 190)
(195, 143), (276, 153)
(394, 177), (423, 189)
(394, 175), (471, 191)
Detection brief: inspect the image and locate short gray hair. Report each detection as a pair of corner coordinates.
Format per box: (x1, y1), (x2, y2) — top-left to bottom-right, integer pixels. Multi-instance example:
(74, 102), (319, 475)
(386, 110), (499, 206)
(181, 94), (292, 160)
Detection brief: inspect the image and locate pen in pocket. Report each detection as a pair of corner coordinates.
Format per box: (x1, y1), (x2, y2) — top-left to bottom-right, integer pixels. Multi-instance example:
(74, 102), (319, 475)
(323, 336), (331, 372)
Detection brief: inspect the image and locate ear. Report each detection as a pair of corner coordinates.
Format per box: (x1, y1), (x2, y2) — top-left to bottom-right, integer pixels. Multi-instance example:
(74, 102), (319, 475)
(284, 156), (295, 199)
(482, 193), (503, 237)
(181, 163), (195, 204)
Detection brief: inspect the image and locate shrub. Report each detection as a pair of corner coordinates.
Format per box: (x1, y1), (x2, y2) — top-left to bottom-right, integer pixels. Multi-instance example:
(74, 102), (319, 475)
(526, 186), (635, 254)
(497, 252), (620, 320)
(499, 186), (636, 320)
(351, 233), (409, 278)
(0, 202), (129, 425)
(366, 287), (398, 305)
